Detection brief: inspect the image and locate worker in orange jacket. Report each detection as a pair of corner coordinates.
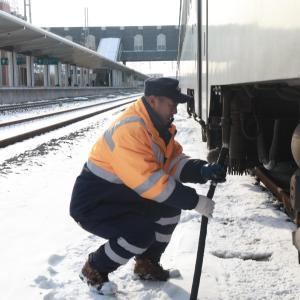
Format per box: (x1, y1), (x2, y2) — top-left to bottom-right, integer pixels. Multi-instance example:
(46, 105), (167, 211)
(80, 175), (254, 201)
(70, 77), (226, 295)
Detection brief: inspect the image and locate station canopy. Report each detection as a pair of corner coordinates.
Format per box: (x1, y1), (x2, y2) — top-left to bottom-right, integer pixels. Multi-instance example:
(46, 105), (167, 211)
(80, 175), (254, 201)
(0, 10), (147, 78)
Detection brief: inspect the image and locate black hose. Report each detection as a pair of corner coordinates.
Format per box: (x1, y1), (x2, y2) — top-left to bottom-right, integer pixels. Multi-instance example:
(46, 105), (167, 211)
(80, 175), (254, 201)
(190, 147), (229, 300)
(240, 113), (260, 141)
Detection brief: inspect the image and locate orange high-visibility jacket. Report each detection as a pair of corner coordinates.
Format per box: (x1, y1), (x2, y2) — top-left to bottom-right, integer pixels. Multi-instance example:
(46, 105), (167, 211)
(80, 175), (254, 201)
(87, 98), (199, 209)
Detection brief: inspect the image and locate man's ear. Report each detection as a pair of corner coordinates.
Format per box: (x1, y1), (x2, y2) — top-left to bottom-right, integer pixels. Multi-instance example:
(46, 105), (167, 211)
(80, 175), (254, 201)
(146, 95), (157, 108)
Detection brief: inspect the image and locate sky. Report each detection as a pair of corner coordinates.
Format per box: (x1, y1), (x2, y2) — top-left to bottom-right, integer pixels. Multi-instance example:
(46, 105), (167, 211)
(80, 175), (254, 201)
(14, 0), (180, 27)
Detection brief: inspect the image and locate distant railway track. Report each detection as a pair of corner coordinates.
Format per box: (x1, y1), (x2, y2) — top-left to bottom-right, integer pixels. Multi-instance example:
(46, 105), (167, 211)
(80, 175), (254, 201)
(0, 94), (141, 128)
(0, 98), (79, 112)
(0, 95), (139, 148)
(0, 89), (141, 112)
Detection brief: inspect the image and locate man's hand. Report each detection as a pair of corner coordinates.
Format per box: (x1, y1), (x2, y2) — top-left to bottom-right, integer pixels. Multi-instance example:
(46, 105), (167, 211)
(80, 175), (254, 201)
(201, 163), (226, 183)
(194, 195), (215, 219)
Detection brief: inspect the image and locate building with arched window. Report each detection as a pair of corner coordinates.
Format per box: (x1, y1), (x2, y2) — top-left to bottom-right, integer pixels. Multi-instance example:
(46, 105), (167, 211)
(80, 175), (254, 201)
(65, 35), (73, 42)
(134, 34), (143, 51)
(157, 33), (166, 51)
(48, 26), (179, 62)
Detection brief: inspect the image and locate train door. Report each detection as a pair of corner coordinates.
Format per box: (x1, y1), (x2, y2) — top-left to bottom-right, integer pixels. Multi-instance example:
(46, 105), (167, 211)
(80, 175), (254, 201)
(198, 0), (208, 121)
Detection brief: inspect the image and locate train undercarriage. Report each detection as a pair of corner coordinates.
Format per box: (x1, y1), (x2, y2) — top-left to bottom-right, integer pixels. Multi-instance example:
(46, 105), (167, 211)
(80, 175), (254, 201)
(189, 83), (300, 259)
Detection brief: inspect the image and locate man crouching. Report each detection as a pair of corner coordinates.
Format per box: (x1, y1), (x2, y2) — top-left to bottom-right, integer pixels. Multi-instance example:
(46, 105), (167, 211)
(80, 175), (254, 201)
(70, 77), (226, 295)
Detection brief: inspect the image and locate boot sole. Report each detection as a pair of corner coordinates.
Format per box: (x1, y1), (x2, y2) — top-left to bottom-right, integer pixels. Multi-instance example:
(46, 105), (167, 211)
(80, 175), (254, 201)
(134, 273), (168, 281)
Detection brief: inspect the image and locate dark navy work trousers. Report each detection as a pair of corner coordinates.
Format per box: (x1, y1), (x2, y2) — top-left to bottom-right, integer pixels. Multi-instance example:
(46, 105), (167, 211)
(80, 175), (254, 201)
(70, 165), (181, 273)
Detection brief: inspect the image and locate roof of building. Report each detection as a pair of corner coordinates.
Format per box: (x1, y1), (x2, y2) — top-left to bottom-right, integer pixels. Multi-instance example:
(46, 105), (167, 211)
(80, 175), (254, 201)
(0, 10), (147, 78)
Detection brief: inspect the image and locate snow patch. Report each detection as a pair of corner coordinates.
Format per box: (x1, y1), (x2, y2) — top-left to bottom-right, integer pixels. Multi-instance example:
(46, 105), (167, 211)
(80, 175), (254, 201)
(211, 250), (273, 261)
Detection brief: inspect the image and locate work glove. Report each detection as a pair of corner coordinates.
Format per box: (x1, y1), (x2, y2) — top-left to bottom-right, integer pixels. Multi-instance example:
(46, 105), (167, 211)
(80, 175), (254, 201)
(201, 163), (226, 183)
(194, 195), (215, 219)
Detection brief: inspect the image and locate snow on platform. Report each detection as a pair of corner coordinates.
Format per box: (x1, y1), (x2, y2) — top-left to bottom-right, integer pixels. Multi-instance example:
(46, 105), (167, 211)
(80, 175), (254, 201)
(0, 104), (300, 299)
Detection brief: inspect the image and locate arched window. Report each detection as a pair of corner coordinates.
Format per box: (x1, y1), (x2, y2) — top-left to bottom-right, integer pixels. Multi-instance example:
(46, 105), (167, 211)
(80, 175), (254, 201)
(85, 34), (96, 50)
(134, 34), (143, 51)
(157, 33), (166, 51)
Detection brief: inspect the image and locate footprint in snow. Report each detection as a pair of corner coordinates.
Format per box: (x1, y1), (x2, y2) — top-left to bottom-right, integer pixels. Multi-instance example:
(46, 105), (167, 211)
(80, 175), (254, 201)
(48, 254), (65, 266)
(43, 291), (57, 300)
(34, 275), (60, 289)
(47, 266), (58, 276)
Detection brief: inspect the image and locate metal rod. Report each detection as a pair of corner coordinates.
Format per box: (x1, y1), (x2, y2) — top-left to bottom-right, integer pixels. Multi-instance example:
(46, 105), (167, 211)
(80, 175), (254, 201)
(190, 147), (228, 300)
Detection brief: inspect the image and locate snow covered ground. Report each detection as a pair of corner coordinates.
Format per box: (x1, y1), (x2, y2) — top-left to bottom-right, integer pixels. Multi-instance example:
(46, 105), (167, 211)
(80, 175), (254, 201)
(1, 103), (300, 300)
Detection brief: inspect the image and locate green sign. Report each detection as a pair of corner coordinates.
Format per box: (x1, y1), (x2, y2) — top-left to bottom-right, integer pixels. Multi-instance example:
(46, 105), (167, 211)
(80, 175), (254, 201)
(48, 57), (59, 65)
(1, 57), (60, 66)
(36, 57), (59, 65)
(0, 58), (8, 65)
(17, 56), (26, 65)
(36, 57), (45, 65)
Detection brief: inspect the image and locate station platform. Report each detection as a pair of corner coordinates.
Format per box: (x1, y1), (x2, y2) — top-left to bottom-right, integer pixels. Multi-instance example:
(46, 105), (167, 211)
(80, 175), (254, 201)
(0, 87), (142, 104)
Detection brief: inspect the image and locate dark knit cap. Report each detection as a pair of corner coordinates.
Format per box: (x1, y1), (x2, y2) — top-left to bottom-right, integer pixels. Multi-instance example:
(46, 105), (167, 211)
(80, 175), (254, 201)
(144, 77), (193, 103)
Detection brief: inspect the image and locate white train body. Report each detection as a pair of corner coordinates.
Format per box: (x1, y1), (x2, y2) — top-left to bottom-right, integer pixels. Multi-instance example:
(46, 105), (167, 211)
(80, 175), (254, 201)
(177, 0), (300, 254)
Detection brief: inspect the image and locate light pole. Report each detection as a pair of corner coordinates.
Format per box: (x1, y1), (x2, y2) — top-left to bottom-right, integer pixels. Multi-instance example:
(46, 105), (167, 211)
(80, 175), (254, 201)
(23, 0), (32, 23)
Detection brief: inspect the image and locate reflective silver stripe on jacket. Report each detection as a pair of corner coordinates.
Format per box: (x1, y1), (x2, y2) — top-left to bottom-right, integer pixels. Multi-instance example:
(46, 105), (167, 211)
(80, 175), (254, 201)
(103, 129), (115, 151)
(173, 157), (190, 180)
(117, 237), (147, 255)
(134, 169), (164, 195)
(167, 154), (190, 181)
(153, 177), (176, 203)
(151, 142), (164, 164)
(155, 232), (173, 243)
(87, 159), (122, 184)
(156, 214), (181, 226)
(104, 116), (146, 151)
(167, 154), (189, 173)
(104, 242), (129, 265)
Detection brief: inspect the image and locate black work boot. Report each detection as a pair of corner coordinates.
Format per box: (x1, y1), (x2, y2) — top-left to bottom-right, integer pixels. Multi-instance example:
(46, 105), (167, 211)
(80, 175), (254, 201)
(134, 257), (170, 281)
(79, 261), (117, 295)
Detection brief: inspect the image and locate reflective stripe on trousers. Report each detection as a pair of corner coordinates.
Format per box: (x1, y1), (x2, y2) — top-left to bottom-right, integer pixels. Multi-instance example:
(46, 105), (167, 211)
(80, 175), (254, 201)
(104, 237), (148, 264)
(155, 214), (181, 226)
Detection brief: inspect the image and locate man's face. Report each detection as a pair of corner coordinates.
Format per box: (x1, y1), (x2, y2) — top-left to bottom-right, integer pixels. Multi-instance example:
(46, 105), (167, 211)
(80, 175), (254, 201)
(149, 96), (178, 126)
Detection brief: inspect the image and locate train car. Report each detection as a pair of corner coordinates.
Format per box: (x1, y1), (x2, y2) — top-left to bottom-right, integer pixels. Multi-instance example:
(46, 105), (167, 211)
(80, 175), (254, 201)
(177, 0), (300, 256)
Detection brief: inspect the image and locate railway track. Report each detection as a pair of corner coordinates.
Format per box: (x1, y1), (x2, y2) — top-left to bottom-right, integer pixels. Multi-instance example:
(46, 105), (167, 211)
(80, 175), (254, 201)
(254, 166), (300, 261)
(0, 98), (81, 112)
(0, 88), (141, 112)
(0, 94), (140, 148)
(0, 94), (141, 128)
